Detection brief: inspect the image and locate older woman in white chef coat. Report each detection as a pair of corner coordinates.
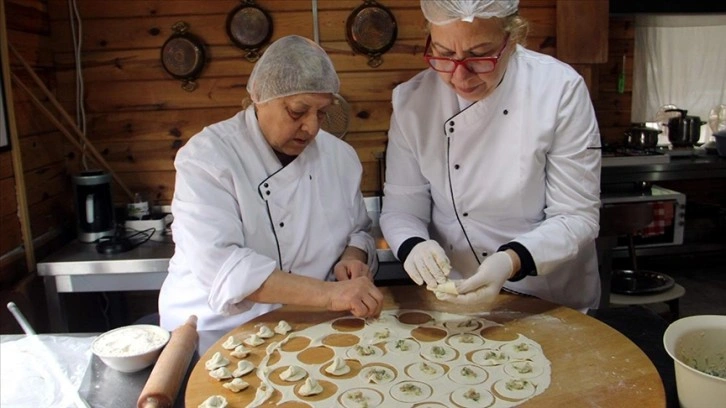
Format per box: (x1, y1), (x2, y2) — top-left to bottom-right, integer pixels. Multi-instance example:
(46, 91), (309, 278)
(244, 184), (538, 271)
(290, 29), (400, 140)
(380, 0), (602, 311)
(159, 35), (383, 332)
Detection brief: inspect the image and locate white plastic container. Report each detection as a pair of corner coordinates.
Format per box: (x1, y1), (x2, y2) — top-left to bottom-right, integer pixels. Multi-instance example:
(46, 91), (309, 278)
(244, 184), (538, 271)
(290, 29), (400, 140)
(663, 315), (726, 408)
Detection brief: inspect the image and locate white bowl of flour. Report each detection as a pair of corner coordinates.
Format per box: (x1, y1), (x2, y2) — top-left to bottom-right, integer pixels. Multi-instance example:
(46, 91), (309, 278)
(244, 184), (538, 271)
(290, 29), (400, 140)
(91, 325), (170, 373)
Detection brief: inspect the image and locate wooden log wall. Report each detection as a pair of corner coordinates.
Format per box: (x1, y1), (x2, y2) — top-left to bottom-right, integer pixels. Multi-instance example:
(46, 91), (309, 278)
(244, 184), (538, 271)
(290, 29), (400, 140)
(44, 0), (633, 205)
(0, 0), (633, 281)
(1, 0), (71, 285)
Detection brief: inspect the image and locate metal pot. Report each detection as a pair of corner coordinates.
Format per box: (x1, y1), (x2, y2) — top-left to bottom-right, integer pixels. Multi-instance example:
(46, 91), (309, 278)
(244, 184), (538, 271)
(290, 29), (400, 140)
(666, 109), (705, 146)
(685, 115), (707, 144)
(624, 126), (661, 148)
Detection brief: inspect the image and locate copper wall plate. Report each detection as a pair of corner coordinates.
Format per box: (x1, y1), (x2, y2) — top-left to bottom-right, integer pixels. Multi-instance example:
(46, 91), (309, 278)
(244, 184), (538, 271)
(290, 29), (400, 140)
(346, 0), (397, 68)
(161, 21), (206, 92)
(226, 0), (273, 62)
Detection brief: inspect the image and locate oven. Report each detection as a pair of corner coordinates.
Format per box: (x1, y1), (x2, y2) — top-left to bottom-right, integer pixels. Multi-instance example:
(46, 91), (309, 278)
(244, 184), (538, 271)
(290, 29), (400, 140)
(601, 185), (686, 249)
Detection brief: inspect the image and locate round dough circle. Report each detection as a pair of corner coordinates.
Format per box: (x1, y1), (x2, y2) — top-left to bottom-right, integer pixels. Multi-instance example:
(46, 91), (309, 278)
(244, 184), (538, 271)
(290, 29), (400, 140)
(345, 344), (384, 360)
(389, 380), (433, 403)
(500, 340), (540, 360)
(359, 364), (396, 384)
(493, 378), (536, 400)
(470, 348), (509, 366)
(338, 387), (384, 408)
(404, 361), (447, 381)
(448, 364), (489, 385)
(444, 318), (483, 332)
(450, 386), (495, 408)
(503, 360), (545, 379)
(447, 333), (485, 348)
(422, 344), (457, 362)
(386, 338), (421, 355)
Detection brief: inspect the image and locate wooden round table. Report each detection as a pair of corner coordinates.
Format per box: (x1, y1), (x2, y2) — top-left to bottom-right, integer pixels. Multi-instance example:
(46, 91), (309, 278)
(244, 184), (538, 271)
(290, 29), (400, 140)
(186, 286), (666, 407)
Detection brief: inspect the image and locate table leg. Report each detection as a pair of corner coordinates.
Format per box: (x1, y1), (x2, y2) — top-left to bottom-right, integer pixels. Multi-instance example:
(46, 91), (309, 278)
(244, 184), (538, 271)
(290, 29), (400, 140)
(666, 299), (680, 322)
(43, 277), (68, 332)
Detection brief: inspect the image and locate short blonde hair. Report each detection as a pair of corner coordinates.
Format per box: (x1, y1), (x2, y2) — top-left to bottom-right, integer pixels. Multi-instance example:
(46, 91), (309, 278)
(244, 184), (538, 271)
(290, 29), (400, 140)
(503, 14), (529, 46)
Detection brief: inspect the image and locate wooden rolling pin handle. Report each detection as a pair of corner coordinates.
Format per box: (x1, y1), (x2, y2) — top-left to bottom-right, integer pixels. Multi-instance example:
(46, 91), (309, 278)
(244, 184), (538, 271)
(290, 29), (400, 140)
(137, 315), (199, 408)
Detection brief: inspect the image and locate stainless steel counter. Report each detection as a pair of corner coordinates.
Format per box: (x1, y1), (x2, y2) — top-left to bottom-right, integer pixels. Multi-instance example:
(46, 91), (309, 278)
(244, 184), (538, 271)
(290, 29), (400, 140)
(36, 197), (401, 332)
(37, 239), (175, 332)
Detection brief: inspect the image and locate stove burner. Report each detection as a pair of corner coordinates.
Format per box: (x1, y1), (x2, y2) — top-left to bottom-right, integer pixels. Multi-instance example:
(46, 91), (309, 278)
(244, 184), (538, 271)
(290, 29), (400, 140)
(601, 146), (670, 167)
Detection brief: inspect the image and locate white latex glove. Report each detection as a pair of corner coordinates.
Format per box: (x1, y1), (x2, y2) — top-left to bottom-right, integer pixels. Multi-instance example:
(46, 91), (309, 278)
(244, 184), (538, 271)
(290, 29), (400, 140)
(403, 240), (452, 287)
(436, 252), (514, 305)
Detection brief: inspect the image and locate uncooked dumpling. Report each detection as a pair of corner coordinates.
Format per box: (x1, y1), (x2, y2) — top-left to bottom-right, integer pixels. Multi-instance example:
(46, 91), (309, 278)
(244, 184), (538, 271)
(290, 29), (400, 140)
(257, 325), (275, 339)
(209, 367), (233, 380)
(221, 336), (241, 350)
(204, 352), (229, 370)
(274, 320), (292, 335)
(244, 334), (265, 347)
(298, 377), (323, 396)
(222, 378), (249, 392)
(280, 365), (307, 381)
(325, 357), (350, 375)
(197, 395), (227, 408)
(230, 345), (251, 358)
(232, 360), (255, 377)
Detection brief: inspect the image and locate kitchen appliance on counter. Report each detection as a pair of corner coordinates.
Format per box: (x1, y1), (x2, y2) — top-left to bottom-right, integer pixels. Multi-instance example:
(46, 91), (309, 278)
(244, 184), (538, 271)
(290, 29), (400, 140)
(623, 124), (661, 149)
(73, 171), (116, 243)
(601, 185), (686, 250)
(665, 108), (706, 147)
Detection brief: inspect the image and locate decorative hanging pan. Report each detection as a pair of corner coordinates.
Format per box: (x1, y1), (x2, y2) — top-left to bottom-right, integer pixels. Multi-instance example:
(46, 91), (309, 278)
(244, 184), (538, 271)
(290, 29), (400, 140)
(161, 21), (207, 92)
(226, 0), (273, 62)
(321, 94), (351, 139)
(346, 0), (397, 68)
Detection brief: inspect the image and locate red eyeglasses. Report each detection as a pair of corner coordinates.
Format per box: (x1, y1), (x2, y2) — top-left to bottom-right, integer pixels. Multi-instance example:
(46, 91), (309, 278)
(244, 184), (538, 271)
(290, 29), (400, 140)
(424, 34), (510, 74)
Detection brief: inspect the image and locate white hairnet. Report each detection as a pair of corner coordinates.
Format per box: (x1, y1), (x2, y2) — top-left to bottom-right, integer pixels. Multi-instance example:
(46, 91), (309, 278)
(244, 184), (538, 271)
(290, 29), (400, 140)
(247, 35), (340, 104)
(421, 0), (519, 25)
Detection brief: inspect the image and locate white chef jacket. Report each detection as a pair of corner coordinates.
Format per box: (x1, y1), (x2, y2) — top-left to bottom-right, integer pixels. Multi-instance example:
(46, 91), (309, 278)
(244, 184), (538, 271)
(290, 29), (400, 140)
(159, 107), (376, 332)
(380, 45), (602, 310)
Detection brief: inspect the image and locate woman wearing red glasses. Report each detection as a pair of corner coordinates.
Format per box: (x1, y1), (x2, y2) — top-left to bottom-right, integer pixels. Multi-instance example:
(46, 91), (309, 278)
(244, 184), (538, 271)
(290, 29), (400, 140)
(380, 0), (602, 311)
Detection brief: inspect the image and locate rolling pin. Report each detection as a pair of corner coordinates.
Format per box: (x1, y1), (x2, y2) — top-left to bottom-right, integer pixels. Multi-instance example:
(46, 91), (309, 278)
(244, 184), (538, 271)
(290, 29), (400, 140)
(137, 315), (199, 408)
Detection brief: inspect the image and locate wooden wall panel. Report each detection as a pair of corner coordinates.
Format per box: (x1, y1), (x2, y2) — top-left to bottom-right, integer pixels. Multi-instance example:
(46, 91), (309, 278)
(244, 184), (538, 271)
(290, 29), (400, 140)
(43, 0), (628, 200)
(595, 15), (635, 146)
(2, 0), (72, 285)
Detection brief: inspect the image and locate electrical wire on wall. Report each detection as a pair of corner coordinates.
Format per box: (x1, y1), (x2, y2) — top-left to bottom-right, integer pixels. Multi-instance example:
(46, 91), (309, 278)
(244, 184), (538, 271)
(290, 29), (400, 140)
(68, 0), (89, 171)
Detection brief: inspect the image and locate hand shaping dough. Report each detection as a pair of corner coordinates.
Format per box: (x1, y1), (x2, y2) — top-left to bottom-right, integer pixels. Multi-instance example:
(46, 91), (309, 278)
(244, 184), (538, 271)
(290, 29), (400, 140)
(433, 280), (459, 295)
